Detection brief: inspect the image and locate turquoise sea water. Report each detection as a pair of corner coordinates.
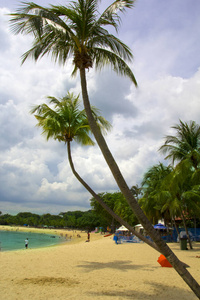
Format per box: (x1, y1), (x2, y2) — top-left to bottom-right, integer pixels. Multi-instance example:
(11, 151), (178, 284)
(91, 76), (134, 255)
(0, 230), (66, 251)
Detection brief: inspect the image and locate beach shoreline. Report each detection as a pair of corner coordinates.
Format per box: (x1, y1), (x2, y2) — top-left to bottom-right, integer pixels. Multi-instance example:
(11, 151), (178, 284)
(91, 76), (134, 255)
(0, 225), (98, 247)
(1, 225), (200, 299)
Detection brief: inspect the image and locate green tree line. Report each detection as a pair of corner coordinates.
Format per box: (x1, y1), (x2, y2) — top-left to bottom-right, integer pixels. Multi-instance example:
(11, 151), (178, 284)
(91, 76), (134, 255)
(140, 120), (200, 249)
(0, 210), (108, 230)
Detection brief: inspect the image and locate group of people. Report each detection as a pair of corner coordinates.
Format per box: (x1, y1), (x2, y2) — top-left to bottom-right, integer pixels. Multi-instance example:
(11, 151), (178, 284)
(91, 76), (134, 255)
(25, 231), (91, 248)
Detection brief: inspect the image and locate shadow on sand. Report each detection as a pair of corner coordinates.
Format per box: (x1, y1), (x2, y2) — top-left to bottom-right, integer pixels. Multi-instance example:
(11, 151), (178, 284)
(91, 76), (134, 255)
(88, 282), (194, 300)
(77, 260), (196, 299)
(77, 260), (157, 272)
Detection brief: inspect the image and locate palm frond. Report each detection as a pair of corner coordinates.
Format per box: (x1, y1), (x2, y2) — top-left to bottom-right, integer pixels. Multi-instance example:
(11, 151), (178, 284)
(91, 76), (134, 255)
(89, 33), (133, 61)
(98, 0), (135, 31)
(92, 47), (137, 86)
(91, 106), (112, 134)
(159, 120), (200, 166)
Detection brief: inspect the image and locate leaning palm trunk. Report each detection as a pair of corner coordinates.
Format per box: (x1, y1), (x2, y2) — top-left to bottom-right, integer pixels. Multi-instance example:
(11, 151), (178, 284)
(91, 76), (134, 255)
(67, 141), (159, 250)
(67, 141), (189, 268)
(80, 67), (200, 298)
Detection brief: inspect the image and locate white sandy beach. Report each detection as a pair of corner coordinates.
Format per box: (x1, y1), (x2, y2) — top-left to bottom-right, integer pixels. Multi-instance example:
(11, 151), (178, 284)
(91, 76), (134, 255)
(1, 226), (200, 300)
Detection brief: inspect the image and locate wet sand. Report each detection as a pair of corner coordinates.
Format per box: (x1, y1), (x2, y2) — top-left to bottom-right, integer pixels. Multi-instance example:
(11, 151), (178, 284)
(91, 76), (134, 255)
(1, 226), (200, 299)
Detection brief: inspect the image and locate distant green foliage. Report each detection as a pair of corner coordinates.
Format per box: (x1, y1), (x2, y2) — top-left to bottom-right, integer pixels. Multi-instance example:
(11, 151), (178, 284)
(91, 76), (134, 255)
(0, 210), (108, 230)
(140, 120), (200, 227)
(90, 191), (139, 229)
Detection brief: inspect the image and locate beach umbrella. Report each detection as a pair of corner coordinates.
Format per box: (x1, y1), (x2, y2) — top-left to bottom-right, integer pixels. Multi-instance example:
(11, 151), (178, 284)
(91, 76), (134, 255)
(116, 225), (128, 231)
(157, 254), (173, 268)
(154, 223), (167, 230)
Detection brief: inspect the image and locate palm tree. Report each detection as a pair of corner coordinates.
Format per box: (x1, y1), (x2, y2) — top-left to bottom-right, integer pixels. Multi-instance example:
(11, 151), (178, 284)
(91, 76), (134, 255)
(31, 92), (159, 249)
(168, 159), (200, 249)
(141, 161), (200, 250)
(140, 163), (173, 225)
(151, 158), (200, 250)
(130, 184), (142, 201)
(159, 120), (200, 169)
(10, 2), (200, 295)
(159, 120), (200, 249)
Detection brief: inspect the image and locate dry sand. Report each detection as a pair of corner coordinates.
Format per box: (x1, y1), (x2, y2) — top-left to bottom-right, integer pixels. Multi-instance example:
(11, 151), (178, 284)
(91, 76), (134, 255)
(1, 226), (200, 300)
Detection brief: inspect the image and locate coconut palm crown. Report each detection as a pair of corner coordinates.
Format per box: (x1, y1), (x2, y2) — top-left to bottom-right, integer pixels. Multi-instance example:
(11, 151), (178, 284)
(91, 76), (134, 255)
(159, 120), (200, 167)
(30, 92), (111, 144)
(10, 0), (137, 85)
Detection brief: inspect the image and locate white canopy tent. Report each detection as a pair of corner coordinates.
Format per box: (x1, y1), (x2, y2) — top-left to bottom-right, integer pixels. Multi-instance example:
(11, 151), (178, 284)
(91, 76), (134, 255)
(116, 225), (128, 231)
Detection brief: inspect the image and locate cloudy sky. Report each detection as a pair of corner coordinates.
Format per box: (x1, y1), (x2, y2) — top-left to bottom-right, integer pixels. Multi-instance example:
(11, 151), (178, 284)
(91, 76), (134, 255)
(0, 0), (200, 215)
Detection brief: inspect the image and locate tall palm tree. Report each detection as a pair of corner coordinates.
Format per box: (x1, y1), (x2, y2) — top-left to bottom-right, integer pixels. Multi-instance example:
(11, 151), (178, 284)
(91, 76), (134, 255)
(159, 120), (200, 169)
(140, 163), (173, 225)
(10, 2), (200, 295)
(142, 163), (173, 191)
(150, 158), (200, 250)
(31, 92), (159, 249)
(159, 120), (200, 249)
(167, 159), (200, 249)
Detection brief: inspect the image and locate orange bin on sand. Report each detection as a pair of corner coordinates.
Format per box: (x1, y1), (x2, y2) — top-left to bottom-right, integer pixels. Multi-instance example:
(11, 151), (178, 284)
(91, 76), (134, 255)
(157, 254), (173, 268)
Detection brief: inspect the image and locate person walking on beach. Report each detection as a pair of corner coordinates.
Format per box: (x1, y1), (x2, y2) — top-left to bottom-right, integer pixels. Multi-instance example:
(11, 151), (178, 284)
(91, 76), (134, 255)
(25, 238), (29, 249)
(87, 231), (90, 242)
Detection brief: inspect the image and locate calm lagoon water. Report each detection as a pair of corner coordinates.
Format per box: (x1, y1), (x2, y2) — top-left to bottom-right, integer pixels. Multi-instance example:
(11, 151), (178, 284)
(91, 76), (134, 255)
(0, 230), (66, 251)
